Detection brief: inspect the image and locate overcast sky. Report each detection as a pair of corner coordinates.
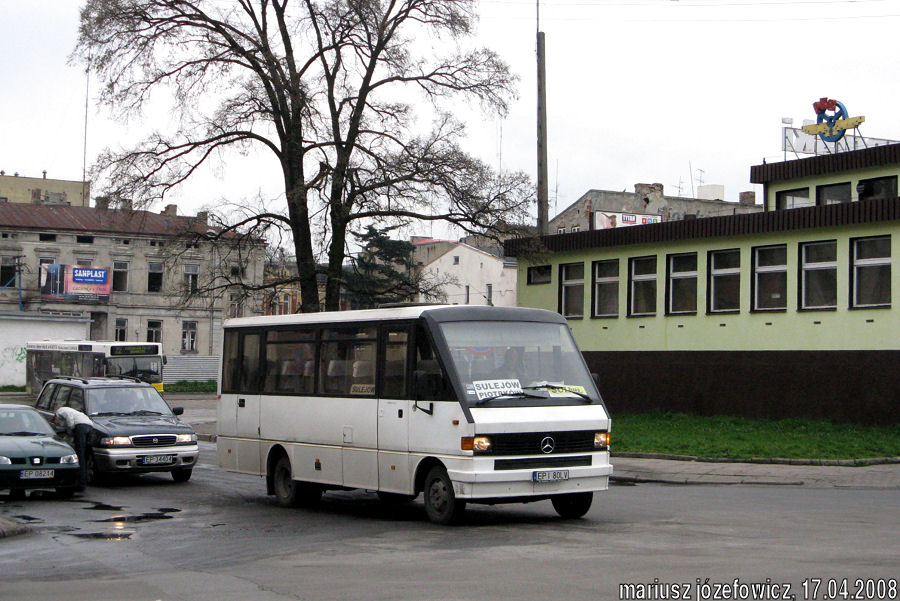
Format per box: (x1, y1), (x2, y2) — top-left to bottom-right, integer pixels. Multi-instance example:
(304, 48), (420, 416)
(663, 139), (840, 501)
(2, 0), (899, 237)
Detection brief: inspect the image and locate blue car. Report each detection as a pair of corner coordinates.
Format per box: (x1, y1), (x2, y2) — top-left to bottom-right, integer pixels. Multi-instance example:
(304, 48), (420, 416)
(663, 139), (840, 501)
(0, 404), (80, 499)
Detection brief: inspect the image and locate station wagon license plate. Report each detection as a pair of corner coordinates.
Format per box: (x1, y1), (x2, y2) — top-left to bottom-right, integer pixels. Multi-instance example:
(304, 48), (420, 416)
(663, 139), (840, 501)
(138, 455), (176, 466)
(20, 469), (54, 479)
(533, 469), (569, 483)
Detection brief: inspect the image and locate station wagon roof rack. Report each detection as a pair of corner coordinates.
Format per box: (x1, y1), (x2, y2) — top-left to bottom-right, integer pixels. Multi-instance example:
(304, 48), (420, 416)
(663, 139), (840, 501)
(104, 375), (143, 383)
(53, 376), (90, 384)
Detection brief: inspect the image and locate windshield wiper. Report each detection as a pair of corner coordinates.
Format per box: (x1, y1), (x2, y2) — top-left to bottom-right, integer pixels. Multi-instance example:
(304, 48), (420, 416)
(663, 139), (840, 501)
(522, 384), (594, 403)
(127, 410), (163, 416)
(5, 431), (49, 436)
(471, 389), (547, 406)
(91, 411), (130, 417)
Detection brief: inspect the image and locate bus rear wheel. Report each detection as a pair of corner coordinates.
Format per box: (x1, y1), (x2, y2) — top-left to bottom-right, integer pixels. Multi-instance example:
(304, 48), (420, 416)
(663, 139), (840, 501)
(551, 492), (593, 519)
(272, 456), (321, 507)
(423, 466), (465, 525)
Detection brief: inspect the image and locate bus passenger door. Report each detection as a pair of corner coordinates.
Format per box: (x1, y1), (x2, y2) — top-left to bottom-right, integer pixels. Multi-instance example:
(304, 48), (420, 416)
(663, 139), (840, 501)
(377, 326), (411, 494)
(234, 331), (263, 475)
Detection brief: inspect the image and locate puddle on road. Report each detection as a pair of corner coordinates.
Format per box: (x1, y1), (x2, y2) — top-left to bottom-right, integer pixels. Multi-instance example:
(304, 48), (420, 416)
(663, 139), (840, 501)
(70, 531), (134, 540)
(12, 514), (42, 522)
(82, 501), (125, 511)
(93, 507), (181, 524)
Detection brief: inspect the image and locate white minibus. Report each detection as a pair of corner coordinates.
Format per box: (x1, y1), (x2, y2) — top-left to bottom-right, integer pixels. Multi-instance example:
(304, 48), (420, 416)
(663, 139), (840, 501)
(216, 305), (612, 524)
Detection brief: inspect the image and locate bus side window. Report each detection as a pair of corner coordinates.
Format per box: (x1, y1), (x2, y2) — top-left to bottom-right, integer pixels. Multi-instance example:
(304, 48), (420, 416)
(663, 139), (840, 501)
(381, 327), (409, 398)
(240, 333), (261, 393)
(413, 326), (452, 401)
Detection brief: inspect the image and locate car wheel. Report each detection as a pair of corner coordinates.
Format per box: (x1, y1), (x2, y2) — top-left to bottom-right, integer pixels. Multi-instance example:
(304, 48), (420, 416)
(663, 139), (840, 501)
(272, 456), (301, 507)
(171, 468), (192, 483)
(423, 466), (465, 525)
(8, 489), (26, 500)
(551, 492), (593, 519)
(56, 486), (77, 499)
(85, 451), (101, 485)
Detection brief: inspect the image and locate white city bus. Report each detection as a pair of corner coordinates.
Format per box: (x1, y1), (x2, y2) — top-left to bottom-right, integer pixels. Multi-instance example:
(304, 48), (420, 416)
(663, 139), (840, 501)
(217, 305), (612, 524)
(25, 341), (165, 394)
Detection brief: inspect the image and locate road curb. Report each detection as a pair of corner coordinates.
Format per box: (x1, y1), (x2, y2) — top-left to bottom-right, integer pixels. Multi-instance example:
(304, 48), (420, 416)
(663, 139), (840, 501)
(611, 475), (805, 486)
(612, 452), (900, 467)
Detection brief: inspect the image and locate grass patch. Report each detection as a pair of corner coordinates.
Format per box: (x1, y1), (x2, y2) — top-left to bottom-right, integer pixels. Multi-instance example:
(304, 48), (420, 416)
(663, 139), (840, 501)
(0, 385), (26, 392)
(612, 411), (900, 460)
(165, 380), (217, 393)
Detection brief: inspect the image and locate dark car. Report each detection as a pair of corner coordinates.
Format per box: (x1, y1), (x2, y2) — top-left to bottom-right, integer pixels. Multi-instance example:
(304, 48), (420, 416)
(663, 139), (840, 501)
(0, 404), (80, 498)
(34, 377), (198, 484)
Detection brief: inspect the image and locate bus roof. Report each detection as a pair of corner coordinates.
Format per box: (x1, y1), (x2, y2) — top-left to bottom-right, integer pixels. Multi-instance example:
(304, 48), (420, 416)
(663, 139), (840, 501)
(223, 305), (567, 329)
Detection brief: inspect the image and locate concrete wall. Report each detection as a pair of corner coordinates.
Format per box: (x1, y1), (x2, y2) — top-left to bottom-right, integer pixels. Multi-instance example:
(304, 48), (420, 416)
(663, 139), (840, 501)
(0, 313), (90, 386)
(0, 174), (89, 206)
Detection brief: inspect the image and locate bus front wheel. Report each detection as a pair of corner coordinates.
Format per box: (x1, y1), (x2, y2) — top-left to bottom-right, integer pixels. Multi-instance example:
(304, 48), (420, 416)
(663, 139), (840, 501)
(423, 466), (465, 525)
(551, 492), (593, 519)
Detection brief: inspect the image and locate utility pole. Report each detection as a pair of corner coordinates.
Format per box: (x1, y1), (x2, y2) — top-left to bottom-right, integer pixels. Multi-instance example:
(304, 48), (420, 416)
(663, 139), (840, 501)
(536, 0), (549, 236)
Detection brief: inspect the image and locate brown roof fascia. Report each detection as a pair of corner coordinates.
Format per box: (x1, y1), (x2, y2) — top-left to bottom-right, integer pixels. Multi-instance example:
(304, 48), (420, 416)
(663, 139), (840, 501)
(504, 197), (900, 257)
(750, 143), (900, 184)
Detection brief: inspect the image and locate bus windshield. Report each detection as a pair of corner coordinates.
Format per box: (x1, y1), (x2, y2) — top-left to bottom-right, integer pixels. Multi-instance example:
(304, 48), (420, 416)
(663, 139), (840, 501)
(106, 356), (163, 384)
(438, 320), (598, 406)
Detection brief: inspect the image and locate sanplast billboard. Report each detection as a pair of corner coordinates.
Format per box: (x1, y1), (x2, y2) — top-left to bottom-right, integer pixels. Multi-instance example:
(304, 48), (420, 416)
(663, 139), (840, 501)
(40, 264), (110, 303)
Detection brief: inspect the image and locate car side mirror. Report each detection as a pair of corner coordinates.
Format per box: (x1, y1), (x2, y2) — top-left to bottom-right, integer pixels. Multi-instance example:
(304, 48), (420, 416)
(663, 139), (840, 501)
(171, 406), (184, 416)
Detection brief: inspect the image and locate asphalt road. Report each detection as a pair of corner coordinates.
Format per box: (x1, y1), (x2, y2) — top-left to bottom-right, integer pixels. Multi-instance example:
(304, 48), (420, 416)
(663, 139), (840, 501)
(1, 442), (898, 601)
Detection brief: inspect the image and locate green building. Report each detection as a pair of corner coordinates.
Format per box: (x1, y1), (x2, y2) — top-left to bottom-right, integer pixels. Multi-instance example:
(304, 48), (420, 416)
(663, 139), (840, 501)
(505, 144), (900, 424)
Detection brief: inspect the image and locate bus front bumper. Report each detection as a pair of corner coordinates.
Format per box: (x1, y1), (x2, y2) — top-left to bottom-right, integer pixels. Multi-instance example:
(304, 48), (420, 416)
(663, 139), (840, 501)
(446, 460), (613, 500)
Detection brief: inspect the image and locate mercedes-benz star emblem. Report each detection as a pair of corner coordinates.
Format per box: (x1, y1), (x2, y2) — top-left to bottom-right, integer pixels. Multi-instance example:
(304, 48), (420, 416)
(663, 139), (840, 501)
(540, 436), (555, 454)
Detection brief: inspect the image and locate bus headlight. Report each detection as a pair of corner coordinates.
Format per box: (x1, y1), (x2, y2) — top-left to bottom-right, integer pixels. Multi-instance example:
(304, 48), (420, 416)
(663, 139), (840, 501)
(461, 436), (492, 453)
(594, 432), (610, 449)
(176, 433), (198, 444)
(100, 436), (132, 446)
(60, 454), (79, 464)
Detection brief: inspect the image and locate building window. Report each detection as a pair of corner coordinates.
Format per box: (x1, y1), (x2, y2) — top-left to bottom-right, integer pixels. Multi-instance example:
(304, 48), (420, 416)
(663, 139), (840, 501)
(857, 176), (897, 201)
(278, 293), (291, 315)
(0, 256), (17, 288)
(228, 293), (244, 318)
(816, 182), (851, 205)
(709, 249), (740, 313)
(76, 235), (94, 244)
(464, 285), (470, 304)
(147, 320), (162, 343)
(628, 256), (657, 316)
(39, 233), (56, 242)
(183, 264), (200, 293)
(592, 259), (619, 318)
(775, 187), (812, 210)
(527, 265), (552, 285)
(486, 283), (493, 306)
(667, 253), (697, 315)
(75, 258), (93, 267)
(557, 227), (566, 234)
(181, 321), (198, 351)
(571, 226), (580, 233)
(115, 319), (127, 342)
(148, 262), (163, 292)
(752, 245), (787, 311)
(559, 263), (584, 318)
(453, 256), (460, 265)
(800, 240), (837, 310)
(229, 265), (245, 279)
(112, 261), (128, 292)
(851, 236), (891, 308)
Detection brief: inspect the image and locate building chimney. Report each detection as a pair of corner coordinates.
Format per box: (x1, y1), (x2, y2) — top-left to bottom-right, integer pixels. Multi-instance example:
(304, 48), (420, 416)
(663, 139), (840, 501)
(42, 170), (47, 179)
(196, 211), (208, 225)
(161, 204), (178, 216)
(95, 197), (109, 210)
(739, 191), (756, 206)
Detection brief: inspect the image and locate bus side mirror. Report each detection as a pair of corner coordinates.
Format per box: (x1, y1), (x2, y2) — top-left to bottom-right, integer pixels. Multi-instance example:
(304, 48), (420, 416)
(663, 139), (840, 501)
(163, 355), (168, 365)
(413, 370), (438, 415)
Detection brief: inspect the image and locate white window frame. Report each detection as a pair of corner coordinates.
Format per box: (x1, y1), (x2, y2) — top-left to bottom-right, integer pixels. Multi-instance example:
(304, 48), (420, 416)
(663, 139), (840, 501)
(181, 321), (198, 351)
(629, 256), (657, 317)
(852, 236), (891, 308)
(667, 253), (697, 315)
(709, 249), (741, 313)
(800, 241), (837, 310)
(112, 261), (129, 292)
(560, 263), (584, 318)
(592, 259), (619, 318)
(115, 318), (128, 342)
(752, 245), (787, 311)
(184, 263), (200, 293)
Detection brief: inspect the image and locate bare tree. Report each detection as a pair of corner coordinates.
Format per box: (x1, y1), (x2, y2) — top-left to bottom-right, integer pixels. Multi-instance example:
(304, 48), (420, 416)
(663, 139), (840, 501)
(76, 0), (532, 312)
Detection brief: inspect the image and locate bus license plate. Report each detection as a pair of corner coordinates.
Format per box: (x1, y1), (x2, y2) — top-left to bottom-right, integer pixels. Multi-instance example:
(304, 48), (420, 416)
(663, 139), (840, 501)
(138, 455), (176, 466)
(20, 469), (54, 479)
(533, 469), (569, 483)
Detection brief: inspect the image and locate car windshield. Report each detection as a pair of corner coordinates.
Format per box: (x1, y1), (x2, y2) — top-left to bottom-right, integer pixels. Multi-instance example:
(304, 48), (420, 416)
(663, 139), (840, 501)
(106, 356), (163, 383)
(85, 387), (172, 416)
(438, 320), (598, 406)
(0, 409), (55, 436)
